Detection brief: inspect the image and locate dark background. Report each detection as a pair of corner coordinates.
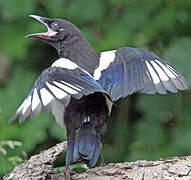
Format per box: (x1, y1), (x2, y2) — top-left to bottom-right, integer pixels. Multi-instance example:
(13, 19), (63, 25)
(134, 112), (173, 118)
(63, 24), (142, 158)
(0, 0), (191, 177)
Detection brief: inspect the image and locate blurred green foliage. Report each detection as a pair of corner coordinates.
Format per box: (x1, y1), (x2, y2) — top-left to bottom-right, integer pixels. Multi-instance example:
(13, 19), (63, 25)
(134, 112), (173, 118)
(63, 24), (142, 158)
(0, 0), (191, 178)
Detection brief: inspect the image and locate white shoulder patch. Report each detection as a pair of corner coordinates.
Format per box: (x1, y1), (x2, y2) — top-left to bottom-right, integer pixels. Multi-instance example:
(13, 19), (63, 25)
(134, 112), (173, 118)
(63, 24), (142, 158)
(94, 50), (116, 80)
(51, 58), (78, 69)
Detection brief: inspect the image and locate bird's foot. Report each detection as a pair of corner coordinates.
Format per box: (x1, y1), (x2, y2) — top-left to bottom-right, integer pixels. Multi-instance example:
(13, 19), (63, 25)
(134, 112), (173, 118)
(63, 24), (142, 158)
(64, 166), (73, 180)
(100, 160), (106, 167)
(100, 148), (106, 167)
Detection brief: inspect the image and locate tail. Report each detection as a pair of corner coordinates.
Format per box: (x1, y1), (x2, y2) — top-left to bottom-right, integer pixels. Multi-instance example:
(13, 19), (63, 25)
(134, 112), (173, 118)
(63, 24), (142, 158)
(66, 122), (102, 167)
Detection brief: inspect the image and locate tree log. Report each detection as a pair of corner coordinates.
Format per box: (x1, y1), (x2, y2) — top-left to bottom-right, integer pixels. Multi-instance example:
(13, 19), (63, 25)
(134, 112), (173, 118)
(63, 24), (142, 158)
(3, 141), (191, 180)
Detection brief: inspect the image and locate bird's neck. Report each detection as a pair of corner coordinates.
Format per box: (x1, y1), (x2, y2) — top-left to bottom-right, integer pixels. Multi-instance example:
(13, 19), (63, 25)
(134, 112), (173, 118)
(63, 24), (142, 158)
(57, 35), (99, 74)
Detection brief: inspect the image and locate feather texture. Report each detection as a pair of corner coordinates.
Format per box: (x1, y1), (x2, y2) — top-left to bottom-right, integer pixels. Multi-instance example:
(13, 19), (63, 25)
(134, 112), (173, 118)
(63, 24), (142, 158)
(96, 47), (188, 101)
(9, 58), (108, 124)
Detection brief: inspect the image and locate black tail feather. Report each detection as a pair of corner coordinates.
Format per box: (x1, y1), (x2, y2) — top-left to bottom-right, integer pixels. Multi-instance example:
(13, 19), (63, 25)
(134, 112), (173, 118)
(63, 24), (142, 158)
(66, 123), (102, 167)
(64, 93), (109, 167)
(88, 134), (101, 167)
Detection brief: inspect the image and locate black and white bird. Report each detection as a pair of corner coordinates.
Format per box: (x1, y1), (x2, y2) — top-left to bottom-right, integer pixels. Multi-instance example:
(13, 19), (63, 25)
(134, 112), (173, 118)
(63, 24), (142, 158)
(10, 15), (188, 169)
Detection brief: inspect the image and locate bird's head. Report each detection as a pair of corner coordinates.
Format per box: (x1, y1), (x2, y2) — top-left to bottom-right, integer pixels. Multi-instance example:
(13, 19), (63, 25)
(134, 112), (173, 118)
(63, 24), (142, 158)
(26, 15), (83, 51)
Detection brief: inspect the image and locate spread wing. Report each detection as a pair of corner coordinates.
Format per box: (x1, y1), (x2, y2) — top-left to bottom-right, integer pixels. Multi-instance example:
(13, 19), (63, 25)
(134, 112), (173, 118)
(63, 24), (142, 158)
(94, 47), (188, 101)
(9, 59), (107, 123)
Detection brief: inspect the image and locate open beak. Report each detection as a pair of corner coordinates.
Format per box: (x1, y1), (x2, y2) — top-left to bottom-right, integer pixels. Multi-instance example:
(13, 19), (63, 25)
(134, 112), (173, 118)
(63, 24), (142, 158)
(26, 15), (57, 40)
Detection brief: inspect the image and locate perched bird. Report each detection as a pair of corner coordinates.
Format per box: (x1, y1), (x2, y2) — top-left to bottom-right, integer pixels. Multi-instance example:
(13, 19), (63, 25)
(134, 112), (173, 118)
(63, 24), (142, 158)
(10, 15), (188, 170)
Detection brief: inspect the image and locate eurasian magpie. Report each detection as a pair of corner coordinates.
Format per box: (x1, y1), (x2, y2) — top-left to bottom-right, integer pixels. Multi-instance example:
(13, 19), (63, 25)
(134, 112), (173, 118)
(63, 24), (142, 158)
(9, 15), (188, 170)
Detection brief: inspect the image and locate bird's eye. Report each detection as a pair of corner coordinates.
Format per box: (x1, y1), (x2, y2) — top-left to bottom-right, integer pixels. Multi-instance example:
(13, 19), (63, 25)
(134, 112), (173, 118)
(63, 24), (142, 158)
(51, 23), (59, 31)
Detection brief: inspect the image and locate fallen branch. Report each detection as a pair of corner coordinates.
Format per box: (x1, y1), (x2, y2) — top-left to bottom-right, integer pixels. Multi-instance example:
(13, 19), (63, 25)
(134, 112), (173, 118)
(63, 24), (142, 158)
(3, 141), (191, 180)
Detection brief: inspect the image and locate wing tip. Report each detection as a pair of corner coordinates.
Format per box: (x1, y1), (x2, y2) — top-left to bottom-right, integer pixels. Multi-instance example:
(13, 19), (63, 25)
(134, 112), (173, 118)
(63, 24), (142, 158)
(8, 114), (18, 123)
(181, 81), (189, 90)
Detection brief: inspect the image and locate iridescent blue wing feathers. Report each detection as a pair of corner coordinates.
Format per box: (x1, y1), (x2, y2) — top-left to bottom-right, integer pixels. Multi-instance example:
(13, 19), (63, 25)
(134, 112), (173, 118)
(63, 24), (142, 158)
(96, 47), (188, 101)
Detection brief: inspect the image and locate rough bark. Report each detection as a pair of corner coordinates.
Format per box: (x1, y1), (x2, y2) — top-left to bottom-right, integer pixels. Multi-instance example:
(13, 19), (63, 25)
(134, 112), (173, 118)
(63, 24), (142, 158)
(3, 141), (191, 180)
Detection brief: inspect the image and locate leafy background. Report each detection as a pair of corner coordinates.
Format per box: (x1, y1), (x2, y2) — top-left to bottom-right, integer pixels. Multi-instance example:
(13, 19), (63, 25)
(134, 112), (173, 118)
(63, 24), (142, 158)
(0, 0), (191, 177)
